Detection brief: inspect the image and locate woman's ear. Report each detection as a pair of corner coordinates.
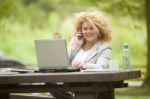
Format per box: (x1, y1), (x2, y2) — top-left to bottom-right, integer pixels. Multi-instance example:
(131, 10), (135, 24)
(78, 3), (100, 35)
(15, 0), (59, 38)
(98, 32), (100, 37)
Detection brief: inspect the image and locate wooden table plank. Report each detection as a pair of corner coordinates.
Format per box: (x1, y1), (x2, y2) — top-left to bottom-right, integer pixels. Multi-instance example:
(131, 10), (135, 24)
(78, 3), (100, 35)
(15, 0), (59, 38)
(0, 70), (141, 99)
(0, 70), (141, 84)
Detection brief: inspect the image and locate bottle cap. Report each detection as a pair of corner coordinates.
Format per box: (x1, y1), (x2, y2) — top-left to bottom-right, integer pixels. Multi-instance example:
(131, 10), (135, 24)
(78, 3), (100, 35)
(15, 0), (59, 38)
(123, 43), (128, 49)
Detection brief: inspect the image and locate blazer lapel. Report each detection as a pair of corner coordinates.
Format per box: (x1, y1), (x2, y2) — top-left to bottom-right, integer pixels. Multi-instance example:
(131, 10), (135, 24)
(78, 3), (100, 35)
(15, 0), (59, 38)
(84, 41), (100, 62)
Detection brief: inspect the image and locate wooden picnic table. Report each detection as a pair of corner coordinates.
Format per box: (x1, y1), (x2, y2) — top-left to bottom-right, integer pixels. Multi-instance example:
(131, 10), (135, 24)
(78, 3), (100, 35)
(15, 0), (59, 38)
(0, 70), (141, 99)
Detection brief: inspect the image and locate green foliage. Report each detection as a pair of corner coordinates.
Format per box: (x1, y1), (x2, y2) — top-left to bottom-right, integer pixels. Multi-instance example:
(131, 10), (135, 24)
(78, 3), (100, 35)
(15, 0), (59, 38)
(0, 0), (13, 21)
(110, 0), (145, 19)
(0, 0), (146, 67)
(110, 16), (147, 66)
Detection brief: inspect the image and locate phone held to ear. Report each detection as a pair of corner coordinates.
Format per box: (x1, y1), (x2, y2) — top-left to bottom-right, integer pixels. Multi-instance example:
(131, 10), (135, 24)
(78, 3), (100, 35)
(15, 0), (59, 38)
(78, 32), (83, 40)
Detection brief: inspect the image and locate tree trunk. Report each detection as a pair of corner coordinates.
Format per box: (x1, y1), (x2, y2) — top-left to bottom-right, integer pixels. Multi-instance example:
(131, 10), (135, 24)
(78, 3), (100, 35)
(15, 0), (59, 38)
(143, 0), (150, 86)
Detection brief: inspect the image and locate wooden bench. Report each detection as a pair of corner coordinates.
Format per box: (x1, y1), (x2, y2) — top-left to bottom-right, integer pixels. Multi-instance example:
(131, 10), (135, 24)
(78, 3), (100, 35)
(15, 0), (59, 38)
(10, 94), (54, 99)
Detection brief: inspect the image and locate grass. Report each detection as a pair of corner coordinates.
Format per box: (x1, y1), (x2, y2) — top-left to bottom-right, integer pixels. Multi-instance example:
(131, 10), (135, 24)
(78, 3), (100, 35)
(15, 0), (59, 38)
(116, 96), (150, 99)
(115, 86), (150, 99)
(20, 86), (150, 99)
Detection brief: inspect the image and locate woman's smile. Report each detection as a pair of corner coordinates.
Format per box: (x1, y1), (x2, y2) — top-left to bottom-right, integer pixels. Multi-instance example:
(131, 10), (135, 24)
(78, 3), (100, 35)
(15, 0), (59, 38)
(82, 22), (100, 43)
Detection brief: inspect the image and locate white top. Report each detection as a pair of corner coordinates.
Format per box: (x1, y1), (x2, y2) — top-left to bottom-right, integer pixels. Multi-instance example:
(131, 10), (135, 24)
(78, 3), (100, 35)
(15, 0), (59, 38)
(71, 48), (91, 65)
(68, 40), (112, 69)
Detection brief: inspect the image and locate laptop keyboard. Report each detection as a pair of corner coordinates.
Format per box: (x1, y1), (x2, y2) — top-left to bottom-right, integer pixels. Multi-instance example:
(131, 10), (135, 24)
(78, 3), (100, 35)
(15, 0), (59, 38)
(39, 68), (80, 73)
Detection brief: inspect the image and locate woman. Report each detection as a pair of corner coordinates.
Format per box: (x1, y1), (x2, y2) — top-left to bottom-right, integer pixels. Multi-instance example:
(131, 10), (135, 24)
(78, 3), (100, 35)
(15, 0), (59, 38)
(51, 11), (112, 99)
(68, 11), (112, 70)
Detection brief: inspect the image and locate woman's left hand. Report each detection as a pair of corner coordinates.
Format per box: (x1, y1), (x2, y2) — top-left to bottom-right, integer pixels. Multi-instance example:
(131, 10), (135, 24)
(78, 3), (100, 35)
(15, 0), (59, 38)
(71, 60), (86, 69)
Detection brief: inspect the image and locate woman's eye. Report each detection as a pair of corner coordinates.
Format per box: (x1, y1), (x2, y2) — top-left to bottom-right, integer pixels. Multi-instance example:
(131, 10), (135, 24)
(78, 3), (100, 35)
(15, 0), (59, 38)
(90, 27), (93, 30)
(83, 28), (87, 31)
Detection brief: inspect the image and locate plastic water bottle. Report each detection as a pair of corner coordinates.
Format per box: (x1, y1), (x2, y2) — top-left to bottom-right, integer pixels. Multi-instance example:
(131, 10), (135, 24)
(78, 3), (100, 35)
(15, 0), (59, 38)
(122, 43), (131, 69)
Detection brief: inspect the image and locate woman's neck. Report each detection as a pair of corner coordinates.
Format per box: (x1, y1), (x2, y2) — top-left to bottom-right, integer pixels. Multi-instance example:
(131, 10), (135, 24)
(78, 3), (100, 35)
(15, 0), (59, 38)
(82, 40), (96, 51)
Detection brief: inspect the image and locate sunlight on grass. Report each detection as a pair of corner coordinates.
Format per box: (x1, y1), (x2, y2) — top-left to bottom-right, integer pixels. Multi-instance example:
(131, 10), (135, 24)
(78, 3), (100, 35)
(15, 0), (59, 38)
(116, 96), (150, 99)
(115, 87), (150, 99)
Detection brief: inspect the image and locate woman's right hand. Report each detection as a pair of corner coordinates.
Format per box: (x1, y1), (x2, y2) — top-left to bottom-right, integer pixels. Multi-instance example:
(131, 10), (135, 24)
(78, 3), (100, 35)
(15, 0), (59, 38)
(72, 32), (84, 52)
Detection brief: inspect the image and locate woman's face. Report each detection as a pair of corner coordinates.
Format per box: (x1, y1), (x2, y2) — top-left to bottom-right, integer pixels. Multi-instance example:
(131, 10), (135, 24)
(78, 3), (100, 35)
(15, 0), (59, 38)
(81, 21), (100, 43)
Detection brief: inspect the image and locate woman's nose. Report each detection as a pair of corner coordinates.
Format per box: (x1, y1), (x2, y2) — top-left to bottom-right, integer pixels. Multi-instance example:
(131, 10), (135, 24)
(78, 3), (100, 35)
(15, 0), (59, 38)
(86, 29), (91, 33)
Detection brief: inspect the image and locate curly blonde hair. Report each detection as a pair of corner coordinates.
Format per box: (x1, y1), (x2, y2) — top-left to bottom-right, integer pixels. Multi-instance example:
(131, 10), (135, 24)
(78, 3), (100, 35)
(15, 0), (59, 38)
(73, 11), (111, 42)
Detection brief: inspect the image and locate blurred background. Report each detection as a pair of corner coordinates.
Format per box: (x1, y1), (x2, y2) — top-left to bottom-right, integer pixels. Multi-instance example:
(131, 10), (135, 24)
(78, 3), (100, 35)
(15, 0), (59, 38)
(0, 0), (149, 98)
(0, 0), (146, 67)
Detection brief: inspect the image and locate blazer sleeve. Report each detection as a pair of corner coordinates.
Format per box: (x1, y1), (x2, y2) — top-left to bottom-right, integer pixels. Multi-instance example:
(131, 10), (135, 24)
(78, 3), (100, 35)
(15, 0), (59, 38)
(84, 47), (112, 69)
(67, 40), (77, 64)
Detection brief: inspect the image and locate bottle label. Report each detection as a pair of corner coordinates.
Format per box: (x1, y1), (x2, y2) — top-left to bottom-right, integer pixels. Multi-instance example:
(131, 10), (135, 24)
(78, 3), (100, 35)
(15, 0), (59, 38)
(123, 55), (131, 69)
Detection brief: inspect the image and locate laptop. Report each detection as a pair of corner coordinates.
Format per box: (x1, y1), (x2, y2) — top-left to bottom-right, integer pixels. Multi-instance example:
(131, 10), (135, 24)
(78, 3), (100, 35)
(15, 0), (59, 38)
(34, 39), (80, 72)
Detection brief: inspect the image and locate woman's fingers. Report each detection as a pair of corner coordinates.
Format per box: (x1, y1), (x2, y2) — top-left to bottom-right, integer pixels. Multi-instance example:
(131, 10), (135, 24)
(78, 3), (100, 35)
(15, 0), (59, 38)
(71, 61), (84, 68)
(75, 33), (84, 46)
(72, 62), (80, 68)
(77, 32), (83, 40)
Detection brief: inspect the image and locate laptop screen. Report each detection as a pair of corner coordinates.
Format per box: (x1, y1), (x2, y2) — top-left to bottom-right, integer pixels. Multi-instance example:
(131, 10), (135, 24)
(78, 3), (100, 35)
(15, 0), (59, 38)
(34, 39), (69, 69)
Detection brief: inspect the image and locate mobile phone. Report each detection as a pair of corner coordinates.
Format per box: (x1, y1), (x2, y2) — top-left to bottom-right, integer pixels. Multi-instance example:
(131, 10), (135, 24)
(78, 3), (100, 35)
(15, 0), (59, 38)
(78, 32), (83, 40)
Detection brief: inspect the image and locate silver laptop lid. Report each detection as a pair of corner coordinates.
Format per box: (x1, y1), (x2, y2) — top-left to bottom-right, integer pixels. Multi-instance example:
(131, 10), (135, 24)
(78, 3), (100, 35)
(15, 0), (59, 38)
(34, 39), (69, 69)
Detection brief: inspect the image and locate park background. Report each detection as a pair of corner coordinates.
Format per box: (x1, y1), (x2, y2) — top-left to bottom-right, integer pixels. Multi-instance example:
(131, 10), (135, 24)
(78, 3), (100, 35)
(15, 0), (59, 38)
(0, 0), (149, 99)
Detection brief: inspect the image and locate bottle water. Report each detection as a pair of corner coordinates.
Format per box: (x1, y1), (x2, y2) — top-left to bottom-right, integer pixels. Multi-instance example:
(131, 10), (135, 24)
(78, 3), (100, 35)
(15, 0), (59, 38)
(122, 43), (131, 69)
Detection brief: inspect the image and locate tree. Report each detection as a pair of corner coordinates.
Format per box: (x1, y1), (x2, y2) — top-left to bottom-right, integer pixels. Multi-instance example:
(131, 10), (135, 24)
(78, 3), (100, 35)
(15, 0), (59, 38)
(0, 0), (12, 21)
(143, 0), (150, 86)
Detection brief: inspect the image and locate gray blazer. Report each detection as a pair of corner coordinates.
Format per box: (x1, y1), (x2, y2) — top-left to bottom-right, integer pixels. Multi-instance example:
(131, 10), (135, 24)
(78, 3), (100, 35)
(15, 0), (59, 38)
(68, 41), (112, 69)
